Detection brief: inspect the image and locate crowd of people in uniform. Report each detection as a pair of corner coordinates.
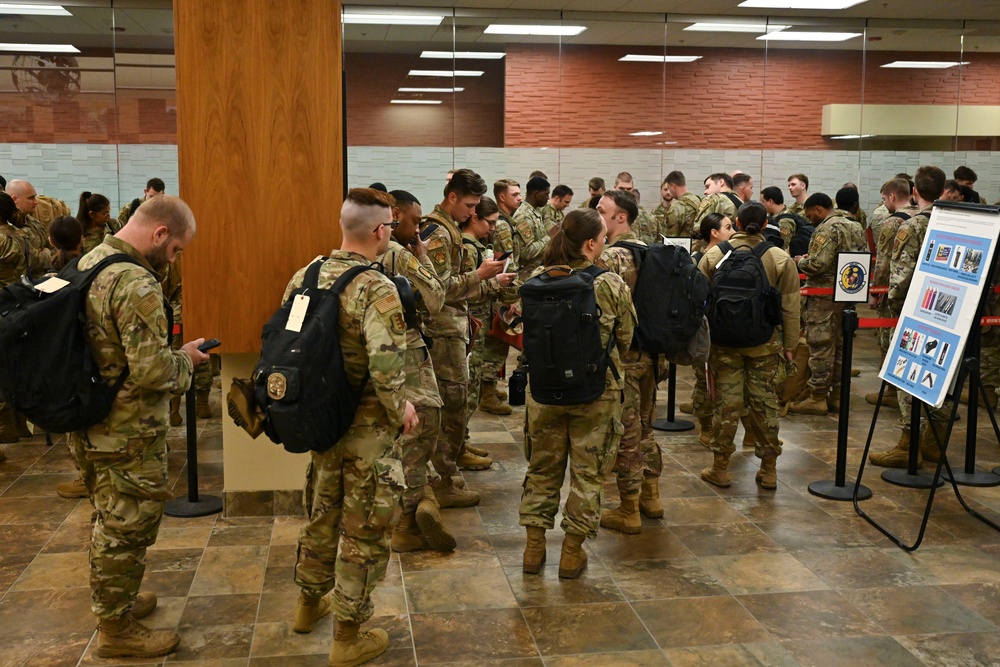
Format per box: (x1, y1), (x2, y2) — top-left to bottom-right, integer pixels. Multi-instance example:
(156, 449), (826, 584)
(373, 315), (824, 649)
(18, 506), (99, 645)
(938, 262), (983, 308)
(0, 162), (992, 666)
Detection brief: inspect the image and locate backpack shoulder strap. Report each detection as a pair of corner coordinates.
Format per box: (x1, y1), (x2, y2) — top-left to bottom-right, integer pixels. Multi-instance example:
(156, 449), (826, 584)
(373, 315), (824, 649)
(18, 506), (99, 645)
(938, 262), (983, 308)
(64, 252), (144, 284)
(612, 240), (645, 272)
(724, 192), (743, 210)
(462, 237), (483, 267)
(717, 241), (734, 255)
(302, 256), (330, 291)
(579, 264), (607, 279)
(894, 211), (911, 222)
(751, 241), (773, 260)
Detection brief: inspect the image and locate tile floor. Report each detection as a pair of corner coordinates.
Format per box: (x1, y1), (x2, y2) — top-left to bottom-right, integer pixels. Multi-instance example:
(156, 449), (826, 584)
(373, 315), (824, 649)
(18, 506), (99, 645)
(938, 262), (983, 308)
(3, 337), (1000, 666)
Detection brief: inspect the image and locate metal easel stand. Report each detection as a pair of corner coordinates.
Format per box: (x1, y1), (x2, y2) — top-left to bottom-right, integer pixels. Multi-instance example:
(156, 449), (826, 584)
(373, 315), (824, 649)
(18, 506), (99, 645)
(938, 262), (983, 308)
(652, 361), (695, 432)
(165, 385), (223, 518)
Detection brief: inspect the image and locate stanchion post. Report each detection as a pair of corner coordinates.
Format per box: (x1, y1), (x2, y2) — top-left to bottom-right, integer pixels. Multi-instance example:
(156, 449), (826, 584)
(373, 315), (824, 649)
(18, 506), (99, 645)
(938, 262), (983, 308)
(942, 334), (1000, 487)
(165, 385), (223, 518)
(882, 396), (944, 489)
(652, 362), (695, 432)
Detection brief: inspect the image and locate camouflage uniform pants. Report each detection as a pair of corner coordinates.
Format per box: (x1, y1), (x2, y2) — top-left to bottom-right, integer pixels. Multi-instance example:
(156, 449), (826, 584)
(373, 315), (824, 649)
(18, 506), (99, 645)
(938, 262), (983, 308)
(615, 351), (653, 494)
(399, 406), (440, 513)
(71, 432), (169, 620)
(519, 395), (623, 538)
(294, 425), (404, 624)
(804, 297), (845, 396)
(482, 334), (509, 384)
(709, 348), (785, 458)
(692, 362), (715, 423)
(875, 300), (894, 363)
(639, 357), (661, 478)
(429, 338), (469, 479)
(467, 309), (489, 413)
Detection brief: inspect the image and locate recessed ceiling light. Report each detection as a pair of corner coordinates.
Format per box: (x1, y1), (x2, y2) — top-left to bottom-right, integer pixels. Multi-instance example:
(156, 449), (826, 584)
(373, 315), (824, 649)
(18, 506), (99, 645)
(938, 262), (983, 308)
(882, 61), (969, 69)
(630, 131), (663, 136)
(421, 51), (505, 59)
(342, 13), (443, 26)
(830, 134), (876, 139)
(0, 42), (79, 52)
(657, 141), (679, 145)
(758, 31), (861, 42)
(391, 100), (443, 105)
(0, 3), (71, 15)
(398, 87), (464, 93)
(408, 70), (484, 77)
(739, 0), (867, 8)
(619, 55), (702, 63)
(685, 22), (789, 33)
(484, 24), (586, 37)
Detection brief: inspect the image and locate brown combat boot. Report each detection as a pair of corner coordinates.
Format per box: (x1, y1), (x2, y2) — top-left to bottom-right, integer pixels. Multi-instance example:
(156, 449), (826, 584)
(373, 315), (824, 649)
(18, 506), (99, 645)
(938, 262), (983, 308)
(522, 526), (546, 574)
(415, 493), (457, 552)
(56, 477), (88, 499)
(131, 592), (157, 620)
(639, 478), (664, 519)
(700, 453), (731, 488)
(558, 533), (588, 579)
(497, 386), (508, 401)
(329, 620), (388, 667)
(865, 386), (899, 407)
(679, 401), (694, 414)
(788, 391), (828, 416)
(0, 405), (19, 444)
(465, 444), (490, 458)
(430, 478), (480, 508)
(293, 590), (333, 633)
(827, 393), (841, 413)
(169, 396), (182, 427)
(458, 447), (493, 471)
(97, 614), (180, 658)
(919, 422), (948, 464)
(391, 510), (428, 553)
(600, 491), (642, 534)
(698, 416), (713, 448)
(196, 390), (211, 419)
(756, 456), (778, 490)
(851, 368), (861, 377)
(869, 428), (919, 469)
(478, 383), (512, 415)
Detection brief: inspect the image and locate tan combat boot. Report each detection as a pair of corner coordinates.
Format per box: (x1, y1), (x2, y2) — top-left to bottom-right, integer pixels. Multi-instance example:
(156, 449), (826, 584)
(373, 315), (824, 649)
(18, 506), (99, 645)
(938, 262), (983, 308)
(293, 591), (333, 633)
(56, 477), (88, 499)
(756, 456), (778, 490)
(558, 532), (588, 579)
(600, 491), (642, 534)
(865, 385), (898, 407)
(329, 621), (388, 667)
(698, 416), (713, 448)
(430, 478), (480, 508)
(869, 428), (919, 469)
(195, 390), (211, 419)
(0, 405), (19, 444)
(522, 526), (546, 574)
(458, 446), (493, 471)
(700, 453), (731, 488)
(638, 478), (664, 519)
(496, 386), (508, 401)
(478, 382), (512, 415)
(919, 422), (948, 464)
(169, 395), (182, 427)
(788, 391), (828, 416)
(827, 392), (840, 414)
(131, 592), (157, 620)
(391, 510), (428, 553)
(415, 492), (457, 552)
(465, 444), (490, 458)
(97, 614), (180, 658)
(679, 401), (694, 414)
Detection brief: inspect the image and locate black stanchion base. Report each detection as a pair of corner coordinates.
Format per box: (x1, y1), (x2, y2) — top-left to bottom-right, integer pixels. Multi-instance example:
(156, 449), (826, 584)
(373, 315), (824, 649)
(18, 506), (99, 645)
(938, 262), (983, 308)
(941, 469), (1000, 487)
(881, 468), (944, 489)
(808, 479), (873, 501)
(165, 495), (223, 518)
(994, 465), (1000, 477)
(652, 418), (695, 432)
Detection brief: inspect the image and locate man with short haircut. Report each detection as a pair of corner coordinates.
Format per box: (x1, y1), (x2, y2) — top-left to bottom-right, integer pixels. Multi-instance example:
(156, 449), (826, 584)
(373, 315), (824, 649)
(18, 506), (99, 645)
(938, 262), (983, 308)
(788, 193), (865, 415)
(760, 186), (796, 251)
(733, 173), (754, 204)
(285, 189), (417, 666)
(5, 179), (52, 276)
(494, 178), (521, 224)
(541, 184), (573, 231)
(72, 196), (210, 659)
(578, 176), (606, 208)
(942, 179), (964, 202)
(835, 186), (863, 224)
(954, 165), (985, 203)
(424, 170), (506, 506)
(651, 177), (674, 236)
(787, 173), (809, 216)
(529, 170), (548, 181)
(115, 178), (166, 233)
(693, 173), (740, 252)
(610, 175), (657, 244)
(662, 170), (702, 239)
(512, 176), (551, 281)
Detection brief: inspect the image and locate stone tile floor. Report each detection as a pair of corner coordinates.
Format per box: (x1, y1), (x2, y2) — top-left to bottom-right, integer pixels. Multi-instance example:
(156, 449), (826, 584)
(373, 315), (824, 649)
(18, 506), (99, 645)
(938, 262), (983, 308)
(3, 337), (1000, 666)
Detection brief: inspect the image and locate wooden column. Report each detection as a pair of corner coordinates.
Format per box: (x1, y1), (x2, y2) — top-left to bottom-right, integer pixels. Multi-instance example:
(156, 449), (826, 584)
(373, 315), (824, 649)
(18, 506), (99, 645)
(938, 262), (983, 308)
(174, 0), (343, 353)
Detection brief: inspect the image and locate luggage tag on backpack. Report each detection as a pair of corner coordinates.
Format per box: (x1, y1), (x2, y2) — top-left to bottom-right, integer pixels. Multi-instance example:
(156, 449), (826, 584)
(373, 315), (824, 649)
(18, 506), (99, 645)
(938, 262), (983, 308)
(715, 249), (733, 269)
(286, 294), (309, 333)
(34, 277), (69, 294)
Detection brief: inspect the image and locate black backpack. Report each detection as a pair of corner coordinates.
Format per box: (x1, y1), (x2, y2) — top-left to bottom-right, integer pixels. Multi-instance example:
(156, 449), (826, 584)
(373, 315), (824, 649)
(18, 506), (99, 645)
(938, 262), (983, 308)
(614, 242), (709, 355)
(0, 254), (142, 433)
(761, 223), (785, 250)
(707, 241), (783, 348)
(777, 212), (815, 256)
(520, 265), (618, 405)
(253, 259), (375, 453)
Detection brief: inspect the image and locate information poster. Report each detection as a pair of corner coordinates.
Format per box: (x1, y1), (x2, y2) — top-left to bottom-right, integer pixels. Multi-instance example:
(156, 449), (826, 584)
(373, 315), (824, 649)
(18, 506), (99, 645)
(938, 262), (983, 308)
(878, 204), (1000, 407)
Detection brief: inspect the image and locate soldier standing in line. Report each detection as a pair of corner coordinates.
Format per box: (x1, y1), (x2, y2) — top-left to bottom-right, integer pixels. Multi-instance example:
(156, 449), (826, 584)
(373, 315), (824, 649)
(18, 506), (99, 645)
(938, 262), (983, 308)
(6, 179), (53, 276)
(113, 178), (166, 233)
(662, 171), (703, 240)
(77, 191), (114, 254)
(577, 176), (606, 208)
(693, 173), (740, 253)
(0, 193), (31, 454)
(511, 176), (553, 282)
(733, 173), (754, 204)
(70, 196), (208, 659)
(787, 174), (810, 217)
(540, 184), (573, 232)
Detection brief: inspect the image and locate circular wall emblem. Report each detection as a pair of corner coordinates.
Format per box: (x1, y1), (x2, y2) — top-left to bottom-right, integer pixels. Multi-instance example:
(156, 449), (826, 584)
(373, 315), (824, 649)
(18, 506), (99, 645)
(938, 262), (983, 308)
(839, 262), (866, 294)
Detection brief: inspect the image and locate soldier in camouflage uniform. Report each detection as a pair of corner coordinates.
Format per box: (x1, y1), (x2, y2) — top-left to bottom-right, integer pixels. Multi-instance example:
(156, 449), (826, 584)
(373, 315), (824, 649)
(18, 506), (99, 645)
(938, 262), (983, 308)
(539, 184), (573, 232)
(512, 176), (551, 275)
(288, 189), (418, 667)
(0, 193), (30, 451)
(595, 190), (660, 531)
(114, 178), (166, 234)
(662, 171), (702, 241)
(6, 180), (53, 277)
(697, 202), (800, 489)
(424, 170), (506, 508)
(520, 208), (636, 579)
(869, 167), (955, 469)
(577, 177), (606, 208)
(693, 173), (740, 253)
(69, 196), (206, 659)
(789, 193), (866, 415)
(760, 186), (796, 251)
(34, 193), (71, 227)
(78, 191), (114, 255)
(651, 177), (675, 236)
(787, 174), (810, 217)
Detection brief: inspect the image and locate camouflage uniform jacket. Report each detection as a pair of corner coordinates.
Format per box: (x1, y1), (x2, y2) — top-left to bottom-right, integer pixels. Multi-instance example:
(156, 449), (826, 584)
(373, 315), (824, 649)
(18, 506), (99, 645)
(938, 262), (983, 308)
(869, 203), (889, 243)
(872, 205), (918, 290)
(770, 207), (796, 250)
(798, 213), (865, 289)
(695, 193), (738, 225)
(788, 200), (805, 217)
(539, 203), (565, 232)
(114, 199), (142, 234)
(511, 202), (548, 281)
(34, 194), (70, 227)
(633, 207), (661, 245)
(82, 224), (112, 256)
(422, 205), (482, 342)
(0, 222), (28, 287)
(665, 192), (702, 239)
(380, 239), (445, 409)
(699, 232), (801, 354)
(888, 207), (933, 304)
(651, 203), (670, 238)
(529, 259), (636, 393)
(596, 230), (644, 294)
(283, 251), (407, 429)
(12, 212), (52, 277)
(491, 214), (516, 254)
(461, 232), (519, 312)
(76, 236), (194, 453)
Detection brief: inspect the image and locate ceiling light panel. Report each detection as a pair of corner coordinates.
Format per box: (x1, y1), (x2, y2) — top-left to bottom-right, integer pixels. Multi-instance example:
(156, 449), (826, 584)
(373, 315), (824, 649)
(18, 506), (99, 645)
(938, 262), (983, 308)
(421, 51), (505, 60)
(685, 22), (789, 33)
(342, 13), (443, 26)
(484, 25), (586, 37)
(881, 61), (969, 69)
(398, 87), (464, 93)
(0, 3), (71, 15)
(408, 70), (483, 77)
(0, 42), (79, 52)
(391, 100), (442, 105)
(619, 55), (702, 63)
(758, 31), (861, 42)
(739, 0), (867, 8)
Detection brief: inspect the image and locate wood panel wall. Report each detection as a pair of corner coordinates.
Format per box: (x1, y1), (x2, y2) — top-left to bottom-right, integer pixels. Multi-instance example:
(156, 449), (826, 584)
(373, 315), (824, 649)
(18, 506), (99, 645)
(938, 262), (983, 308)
(174, 0), (344, 353)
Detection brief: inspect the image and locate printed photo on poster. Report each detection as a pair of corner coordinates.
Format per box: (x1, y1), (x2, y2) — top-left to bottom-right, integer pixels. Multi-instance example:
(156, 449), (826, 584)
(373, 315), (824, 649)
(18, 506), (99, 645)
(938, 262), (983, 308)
(920, 229), (993, 286)
(893, 357), (908, 377)
(917, 276), (964, 329)
(964, 248), (984, 274)
(921, 369), (937, 389)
